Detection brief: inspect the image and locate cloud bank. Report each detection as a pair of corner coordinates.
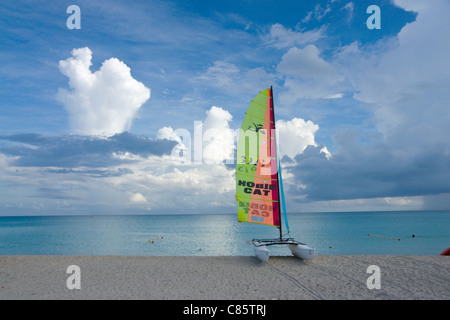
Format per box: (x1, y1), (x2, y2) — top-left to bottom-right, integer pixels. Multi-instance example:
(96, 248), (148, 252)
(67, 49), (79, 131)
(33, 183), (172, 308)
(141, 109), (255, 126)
(282, 0), (450, 209)
(0, 132), (176, 168)
(57, 47), (150, 136)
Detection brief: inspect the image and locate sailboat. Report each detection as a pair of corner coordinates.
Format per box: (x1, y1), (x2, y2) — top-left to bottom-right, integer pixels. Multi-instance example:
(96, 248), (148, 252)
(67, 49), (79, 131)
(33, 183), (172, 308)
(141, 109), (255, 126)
(236, 87), (315, 262)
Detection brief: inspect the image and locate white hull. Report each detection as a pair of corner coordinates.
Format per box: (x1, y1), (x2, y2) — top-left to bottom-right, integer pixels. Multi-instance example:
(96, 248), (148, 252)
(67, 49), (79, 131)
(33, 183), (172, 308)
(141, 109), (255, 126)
(289, 243), (316, 260)
(251, 239), (315, 262)
(253, 245), (270, 262)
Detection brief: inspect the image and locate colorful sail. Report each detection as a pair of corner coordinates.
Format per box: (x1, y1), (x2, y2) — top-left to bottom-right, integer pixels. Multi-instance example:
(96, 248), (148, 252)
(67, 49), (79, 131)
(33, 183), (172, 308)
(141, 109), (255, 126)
(236, 88), (280, 227)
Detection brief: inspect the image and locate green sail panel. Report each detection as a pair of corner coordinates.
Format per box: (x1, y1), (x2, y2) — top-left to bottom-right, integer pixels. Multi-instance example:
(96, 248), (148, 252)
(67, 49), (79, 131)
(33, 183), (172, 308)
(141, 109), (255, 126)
(236, 88), (280, 227)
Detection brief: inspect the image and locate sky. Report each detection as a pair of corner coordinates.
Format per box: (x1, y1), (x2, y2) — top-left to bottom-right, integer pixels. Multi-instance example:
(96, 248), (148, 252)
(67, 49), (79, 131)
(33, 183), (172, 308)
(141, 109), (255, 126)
(1, 0), (450, 216)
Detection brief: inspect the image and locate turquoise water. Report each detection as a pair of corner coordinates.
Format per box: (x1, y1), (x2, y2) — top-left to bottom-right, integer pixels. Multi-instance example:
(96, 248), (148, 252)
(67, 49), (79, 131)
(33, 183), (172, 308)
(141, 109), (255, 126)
(0, 211), (449, 256)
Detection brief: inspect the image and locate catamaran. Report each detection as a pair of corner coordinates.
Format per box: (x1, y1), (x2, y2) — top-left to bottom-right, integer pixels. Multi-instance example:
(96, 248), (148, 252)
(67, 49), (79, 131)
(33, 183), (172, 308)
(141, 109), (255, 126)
(236, 87), (315, 262)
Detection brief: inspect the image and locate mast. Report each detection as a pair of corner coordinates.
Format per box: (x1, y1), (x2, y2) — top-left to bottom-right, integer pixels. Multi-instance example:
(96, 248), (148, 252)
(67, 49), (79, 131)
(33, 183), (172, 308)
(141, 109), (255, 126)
(270, 86), (283, 241)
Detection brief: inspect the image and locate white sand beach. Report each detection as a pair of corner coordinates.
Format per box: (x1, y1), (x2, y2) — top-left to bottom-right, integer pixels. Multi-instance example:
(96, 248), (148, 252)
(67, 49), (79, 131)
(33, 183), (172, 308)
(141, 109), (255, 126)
(0, 255), (448, 300)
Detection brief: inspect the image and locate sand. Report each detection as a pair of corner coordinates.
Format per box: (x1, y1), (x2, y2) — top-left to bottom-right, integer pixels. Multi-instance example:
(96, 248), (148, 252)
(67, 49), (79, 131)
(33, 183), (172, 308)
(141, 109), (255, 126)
(0, 255), (448, 300)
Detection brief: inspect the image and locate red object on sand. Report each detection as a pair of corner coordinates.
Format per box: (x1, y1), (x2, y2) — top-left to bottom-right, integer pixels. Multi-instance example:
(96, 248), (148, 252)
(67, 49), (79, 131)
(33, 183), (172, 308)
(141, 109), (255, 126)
(440, 248), (450, 256)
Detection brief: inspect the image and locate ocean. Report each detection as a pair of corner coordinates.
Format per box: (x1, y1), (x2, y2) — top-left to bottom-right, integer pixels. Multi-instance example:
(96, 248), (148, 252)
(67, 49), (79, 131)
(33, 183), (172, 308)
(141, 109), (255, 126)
(0, 211), (449, 256)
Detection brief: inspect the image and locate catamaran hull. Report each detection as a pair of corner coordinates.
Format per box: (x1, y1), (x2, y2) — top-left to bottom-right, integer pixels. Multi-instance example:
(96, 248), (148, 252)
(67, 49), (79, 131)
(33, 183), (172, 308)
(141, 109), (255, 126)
(251, 239), (315, 262)
(253, 245), (270, 262)
(289, 244), (316, 260)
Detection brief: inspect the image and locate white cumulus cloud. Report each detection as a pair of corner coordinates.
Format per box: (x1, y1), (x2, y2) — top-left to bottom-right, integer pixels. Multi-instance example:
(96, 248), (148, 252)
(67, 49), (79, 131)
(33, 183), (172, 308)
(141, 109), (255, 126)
(277, 45), (338, 79)
(202, 106), (235, 164)
(276, 45), (345, 104)
(157, 106), (235, 165)
(130, 192), (148, 203)
(276, 118), (320, 160)
(57, 47), (150, 136)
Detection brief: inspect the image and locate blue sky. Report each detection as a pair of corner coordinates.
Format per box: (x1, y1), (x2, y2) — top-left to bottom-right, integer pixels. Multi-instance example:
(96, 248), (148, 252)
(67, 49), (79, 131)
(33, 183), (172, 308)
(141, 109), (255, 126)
(1, 0), (449, 215)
